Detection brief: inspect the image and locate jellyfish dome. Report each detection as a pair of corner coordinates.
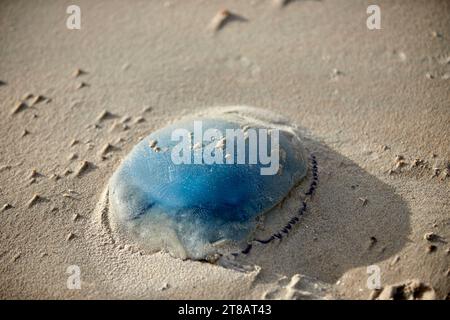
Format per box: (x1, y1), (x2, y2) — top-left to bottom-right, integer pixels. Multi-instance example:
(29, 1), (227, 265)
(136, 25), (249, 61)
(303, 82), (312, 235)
(108, 106), (309, 260)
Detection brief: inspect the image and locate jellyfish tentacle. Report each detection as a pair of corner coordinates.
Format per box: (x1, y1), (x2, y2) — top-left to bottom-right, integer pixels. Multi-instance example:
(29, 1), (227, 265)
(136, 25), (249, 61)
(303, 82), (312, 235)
(237, 155), (318, 257)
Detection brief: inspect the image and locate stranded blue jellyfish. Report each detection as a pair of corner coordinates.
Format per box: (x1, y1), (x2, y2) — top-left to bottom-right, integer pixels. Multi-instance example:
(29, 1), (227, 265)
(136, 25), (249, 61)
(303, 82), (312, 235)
(107, 106), (314, 260)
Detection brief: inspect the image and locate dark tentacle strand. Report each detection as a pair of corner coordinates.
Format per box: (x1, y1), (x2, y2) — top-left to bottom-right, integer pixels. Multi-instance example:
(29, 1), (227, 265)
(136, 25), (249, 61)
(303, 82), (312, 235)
(241, 243), (253, 254)
(254, 235), (275, 244)
(231, 154), (319, 257)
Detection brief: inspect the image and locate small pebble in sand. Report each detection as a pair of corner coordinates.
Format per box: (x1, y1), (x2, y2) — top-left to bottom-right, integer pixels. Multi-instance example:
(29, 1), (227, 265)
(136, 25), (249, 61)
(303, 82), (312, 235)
(96, 110), (115, 122)
(272, 0), (293, 7)
(159, 283), (170, 291)
(424, 232), (439, 242)
(331, 68), (343, 77)
(100, 143), (115, 156)
(397, 51), (407, 62)
(134, 116), (145, 124)
(75, 160), (93, 177)
(29, 95), (46, 106)
(70, 139), (79, 147)
(411, 158), (424, 167)
(209, 10), (232, 31)
(109, 121), (130, 132)
(120, 115), (131, 124)
(12, 252), (21, 262)
(368, 236), (377, 250)
(149, 140), (161, 152)
(142, 106), (153, 113)
(72, 213), (80, 221)
(66, 233), (75, 241)
(10, 101), (28, 115)
(74, 81), (88, 90)
(49, 174), (61, 181)
(68, 153), (78, 161)
(425, 72), (434, 80)
(431, 31), (443, 38)
(208, 9), (245, 32)
(390, 255), (400, 266)
(62, 193), (75, 199)
(29, 169), (39, 179)
(115, 137), (125, 144)
(21, 129), (30, 137)
(359, 197), (368, 206)
(149, 140), (158, 148)
(394, 155), (407, 169)
(72, 68), (87, 77)
(1, 203), (13, 212)
(27, 194), (42, 207)
(432, 167), (440, 177)
(427, 245), (437, 253)
(22, 93), (33, 100)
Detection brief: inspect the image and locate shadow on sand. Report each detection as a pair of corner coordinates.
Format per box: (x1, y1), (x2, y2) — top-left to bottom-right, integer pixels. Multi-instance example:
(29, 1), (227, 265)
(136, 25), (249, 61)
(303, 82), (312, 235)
(242, 136), (411, 284)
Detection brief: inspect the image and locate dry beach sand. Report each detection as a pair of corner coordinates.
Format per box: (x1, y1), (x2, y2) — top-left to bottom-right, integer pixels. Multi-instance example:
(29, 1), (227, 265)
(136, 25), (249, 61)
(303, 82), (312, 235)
(0, 0), (449, 299)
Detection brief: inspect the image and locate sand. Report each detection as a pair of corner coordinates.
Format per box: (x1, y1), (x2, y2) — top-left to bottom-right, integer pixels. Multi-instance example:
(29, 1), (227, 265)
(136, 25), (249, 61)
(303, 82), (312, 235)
(0, 0), (449, 299)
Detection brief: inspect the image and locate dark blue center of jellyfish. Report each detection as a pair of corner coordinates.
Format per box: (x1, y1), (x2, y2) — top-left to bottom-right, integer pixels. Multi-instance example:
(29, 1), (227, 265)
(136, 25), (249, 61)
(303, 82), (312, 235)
(108, 108), (308, 260)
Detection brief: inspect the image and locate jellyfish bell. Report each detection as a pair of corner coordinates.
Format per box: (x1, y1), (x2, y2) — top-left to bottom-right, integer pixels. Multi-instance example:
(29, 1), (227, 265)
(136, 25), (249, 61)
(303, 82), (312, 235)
(107, 106), (309, 260)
